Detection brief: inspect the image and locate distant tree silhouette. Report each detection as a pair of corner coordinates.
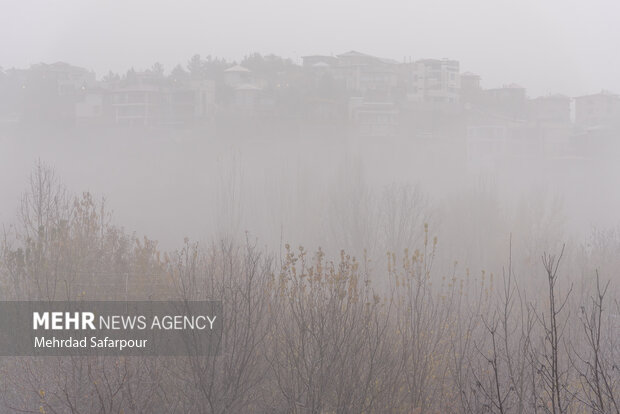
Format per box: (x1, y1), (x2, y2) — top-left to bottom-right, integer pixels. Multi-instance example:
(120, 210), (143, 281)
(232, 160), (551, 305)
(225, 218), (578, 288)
(187, 54), (204, 79)
(151, 62), (165, 77)
(170, 64), (189, 83)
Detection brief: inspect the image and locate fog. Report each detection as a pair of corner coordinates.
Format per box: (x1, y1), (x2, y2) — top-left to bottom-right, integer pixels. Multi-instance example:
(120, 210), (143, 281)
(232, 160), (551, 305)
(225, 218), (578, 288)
(3, 0), (620, 96)
(2, 3), (620, 278)
(2, 120), (619, 278)
(2, 4), (620, 412)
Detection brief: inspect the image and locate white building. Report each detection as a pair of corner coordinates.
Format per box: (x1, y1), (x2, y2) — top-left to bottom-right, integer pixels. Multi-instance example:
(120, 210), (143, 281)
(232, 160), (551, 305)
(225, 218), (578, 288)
(234, 84), (262, 115)
(405, 59), (460, 104)
(301, 55), (338, 68)
(75, 91), (105, 125)
(108, 80), (215, 126)
(331, 51), (398, 96)
(29, 62), (97, 96)
(482, 84), (527, 119)
(529, 94), (571, 123)
(224, 65), (252, 88)
(574, 91), (620, 127)
(349, 97), (398, 137)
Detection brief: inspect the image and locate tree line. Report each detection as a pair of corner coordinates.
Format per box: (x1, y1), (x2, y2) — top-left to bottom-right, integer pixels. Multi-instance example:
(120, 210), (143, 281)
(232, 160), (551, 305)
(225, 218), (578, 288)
(0, 161), (618, 413)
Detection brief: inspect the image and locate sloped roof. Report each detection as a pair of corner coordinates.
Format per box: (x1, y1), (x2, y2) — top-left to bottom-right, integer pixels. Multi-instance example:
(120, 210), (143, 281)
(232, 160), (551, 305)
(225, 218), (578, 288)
(32, 61), (91, 74)
(503, 83), (524, 89)
(337, 50), (374, 58)
(225, 65), (251, 73)
(337, 50), (397, 65)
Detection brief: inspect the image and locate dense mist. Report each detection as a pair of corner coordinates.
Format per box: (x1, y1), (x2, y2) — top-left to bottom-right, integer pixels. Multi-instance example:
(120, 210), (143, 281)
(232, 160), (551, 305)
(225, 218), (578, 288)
(1, 122), (619, 280)
(1, 2), (620, 412)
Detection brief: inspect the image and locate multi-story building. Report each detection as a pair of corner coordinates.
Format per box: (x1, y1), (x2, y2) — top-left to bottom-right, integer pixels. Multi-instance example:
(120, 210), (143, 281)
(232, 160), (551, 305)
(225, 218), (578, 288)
(328, 51), (398, 97)
(481, 84), (527, 120)
(460, 72), (481, 105)
(529, 94), (571, 123)
(7, 62), (97, 124)
(301, 55), (338, 68)
(466, 116), (545, 171)
(233, 83), (262, 115)
(109, 79), (215, 126)
(574, 90), (620, 127)
(29, 62), (97, 96)
(348, 97), (398, 137)
(109, 84), (164, 126)
(75, 89), (106, 125)
(224, 65), (252, 88)
(405, 59), (460, 104)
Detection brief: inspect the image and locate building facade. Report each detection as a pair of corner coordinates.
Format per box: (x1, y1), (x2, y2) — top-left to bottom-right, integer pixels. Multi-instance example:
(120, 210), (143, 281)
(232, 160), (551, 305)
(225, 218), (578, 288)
(574, 91), (620, 127)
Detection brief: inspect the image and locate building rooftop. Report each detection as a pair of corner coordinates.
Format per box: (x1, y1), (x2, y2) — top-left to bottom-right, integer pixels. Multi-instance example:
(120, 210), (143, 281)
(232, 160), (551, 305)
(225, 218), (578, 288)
(337, 50), (374, 58)
(225, 65), (251, 73)
(574, 90), (618, 99)
(503, 83), (524, 89)
(31, 61), (91, 74)
(533, 93), (570, 100)
(336, 50), (399, 65)
(302, 54), (335, 59)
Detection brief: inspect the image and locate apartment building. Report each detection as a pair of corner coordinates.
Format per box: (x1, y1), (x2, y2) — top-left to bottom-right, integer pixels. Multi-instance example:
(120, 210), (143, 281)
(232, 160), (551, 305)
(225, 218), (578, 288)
(405, 59), (460, 104)
(224, 65), (252, 88)
(109, 77), (215, 126)
(481, 84), (527, 120)
(529, 94), (571, 123)
(574, 91), (620, 127)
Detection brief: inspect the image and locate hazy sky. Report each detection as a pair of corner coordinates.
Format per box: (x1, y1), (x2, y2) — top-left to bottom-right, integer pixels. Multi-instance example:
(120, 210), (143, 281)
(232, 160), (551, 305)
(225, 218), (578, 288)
(2, 0), (618, 97)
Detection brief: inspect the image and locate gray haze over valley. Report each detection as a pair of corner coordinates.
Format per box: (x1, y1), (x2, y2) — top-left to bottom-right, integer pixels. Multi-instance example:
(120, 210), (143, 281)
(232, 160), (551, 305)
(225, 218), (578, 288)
(2, 2), (620, 412)
(1, 42), (620, 276)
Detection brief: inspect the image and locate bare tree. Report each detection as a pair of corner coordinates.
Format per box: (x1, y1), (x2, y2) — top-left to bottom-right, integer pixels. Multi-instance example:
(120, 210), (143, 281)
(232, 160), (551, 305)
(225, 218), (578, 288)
(167, 239), (274, 413)
(571, 273), (620, 414)
(532, 246), (573, 414)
